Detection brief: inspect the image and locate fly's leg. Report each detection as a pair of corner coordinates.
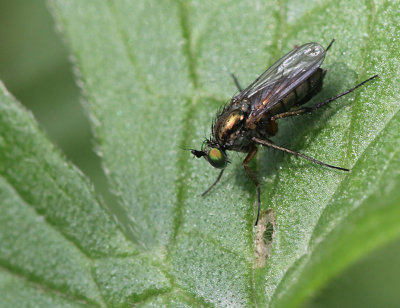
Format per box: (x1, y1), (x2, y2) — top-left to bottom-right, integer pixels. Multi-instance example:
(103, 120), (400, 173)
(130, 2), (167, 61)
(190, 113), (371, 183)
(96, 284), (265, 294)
(201, 169), (225, 196)
(230, 73), (244, 92)
(252, 137), (350, 172)
(295, 39), (333, 51)
(272, 75), (378, 121)
(242, 145), (261, 226)
(326, 39), (335, 51)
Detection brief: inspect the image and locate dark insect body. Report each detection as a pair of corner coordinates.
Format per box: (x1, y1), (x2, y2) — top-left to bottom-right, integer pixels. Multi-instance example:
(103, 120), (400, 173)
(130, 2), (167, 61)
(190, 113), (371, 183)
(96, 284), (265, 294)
(191, 40), (377, 226)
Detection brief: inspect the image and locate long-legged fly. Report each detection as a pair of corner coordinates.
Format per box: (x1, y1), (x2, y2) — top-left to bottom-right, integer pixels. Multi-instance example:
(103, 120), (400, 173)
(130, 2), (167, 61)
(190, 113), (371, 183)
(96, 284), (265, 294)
(191, 40), (377, 226)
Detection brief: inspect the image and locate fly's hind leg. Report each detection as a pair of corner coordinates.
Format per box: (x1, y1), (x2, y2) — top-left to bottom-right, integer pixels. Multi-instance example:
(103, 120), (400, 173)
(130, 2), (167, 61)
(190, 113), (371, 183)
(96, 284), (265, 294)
(242, 145), (262, 226)
(272, 75), (378, 121)
(325, 39), (335, 51)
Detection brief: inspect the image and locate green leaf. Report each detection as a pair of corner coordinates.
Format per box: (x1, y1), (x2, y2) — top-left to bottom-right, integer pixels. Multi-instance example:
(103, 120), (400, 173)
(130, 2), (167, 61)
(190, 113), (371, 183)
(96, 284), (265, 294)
(1, 0), (399, 307)
(0, 85), (169, 305)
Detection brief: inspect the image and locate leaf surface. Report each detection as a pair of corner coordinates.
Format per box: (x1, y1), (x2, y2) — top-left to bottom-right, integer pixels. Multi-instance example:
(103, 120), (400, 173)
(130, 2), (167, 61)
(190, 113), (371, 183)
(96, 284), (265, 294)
(1, 0), (399, 306)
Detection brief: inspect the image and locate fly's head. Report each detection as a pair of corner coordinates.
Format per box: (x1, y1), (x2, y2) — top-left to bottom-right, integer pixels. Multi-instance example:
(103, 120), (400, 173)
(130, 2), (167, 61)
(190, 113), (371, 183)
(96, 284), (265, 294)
(191, 140), (228, 169)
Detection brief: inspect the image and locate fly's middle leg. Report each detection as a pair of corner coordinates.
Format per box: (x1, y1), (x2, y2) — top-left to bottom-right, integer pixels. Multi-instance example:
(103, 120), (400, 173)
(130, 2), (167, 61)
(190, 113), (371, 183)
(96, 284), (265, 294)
(252, 136), (350, 172)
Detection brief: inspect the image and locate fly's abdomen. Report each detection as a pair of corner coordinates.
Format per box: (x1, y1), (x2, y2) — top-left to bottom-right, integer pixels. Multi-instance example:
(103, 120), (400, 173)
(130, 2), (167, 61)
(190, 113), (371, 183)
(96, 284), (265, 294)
(269, 68), (327, 116)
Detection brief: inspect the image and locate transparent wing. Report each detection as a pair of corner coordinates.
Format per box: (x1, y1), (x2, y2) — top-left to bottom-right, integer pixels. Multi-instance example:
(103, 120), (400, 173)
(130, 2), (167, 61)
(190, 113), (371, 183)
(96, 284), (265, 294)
(234, 42), (326, 122)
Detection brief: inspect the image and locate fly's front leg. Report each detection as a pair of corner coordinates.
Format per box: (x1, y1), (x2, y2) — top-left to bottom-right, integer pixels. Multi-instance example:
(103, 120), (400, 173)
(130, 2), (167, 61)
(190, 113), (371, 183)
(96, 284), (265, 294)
(202, 169), (225, 196)
(242, 145), (261, 226)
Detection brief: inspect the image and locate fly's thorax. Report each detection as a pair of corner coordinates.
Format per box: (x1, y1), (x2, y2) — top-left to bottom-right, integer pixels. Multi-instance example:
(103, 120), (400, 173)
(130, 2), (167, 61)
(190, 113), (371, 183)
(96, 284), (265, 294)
(213, 108), (246, 144)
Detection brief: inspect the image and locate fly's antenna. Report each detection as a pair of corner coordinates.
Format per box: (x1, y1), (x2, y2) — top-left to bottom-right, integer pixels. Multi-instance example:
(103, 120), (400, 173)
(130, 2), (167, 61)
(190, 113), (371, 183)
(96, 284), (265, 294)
(191, 149), (206, 158)
(178, 146), (206, 159)
(179, 146), (197, 153)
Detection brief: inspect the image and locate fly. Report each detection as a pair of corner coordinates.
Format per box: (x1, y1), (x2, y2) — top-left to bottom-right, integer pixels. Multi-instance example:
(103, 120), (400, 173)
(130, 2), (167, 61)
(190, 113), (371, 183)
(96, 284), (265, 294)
(190, 40), (378, 226)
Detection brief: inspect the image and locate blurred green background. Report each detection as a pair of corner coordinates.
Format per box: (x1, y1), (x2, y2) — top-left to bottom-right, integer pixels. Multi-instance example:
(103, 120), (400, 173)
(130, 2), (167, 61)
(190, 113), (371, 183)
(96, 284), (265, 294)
(0, 0), (117, 207)
(0, 1), (399, 307)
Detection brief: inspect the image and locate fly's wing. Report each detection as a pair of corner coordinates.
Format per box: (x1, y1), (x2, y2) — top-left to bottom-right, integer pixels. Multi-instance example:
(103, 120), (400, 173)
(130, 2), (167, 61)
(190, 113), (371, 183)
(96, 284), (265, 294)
(234, 42), (326, 122)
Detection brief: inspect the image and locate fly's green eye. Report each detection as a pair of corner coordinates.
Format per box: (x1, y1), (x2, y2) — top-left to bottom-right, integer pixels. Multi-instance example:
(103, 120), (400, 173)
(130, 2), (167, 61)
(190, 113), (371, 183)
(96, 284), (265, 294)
(201, 140), (207, 152)
(207, 148), (227, 169)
